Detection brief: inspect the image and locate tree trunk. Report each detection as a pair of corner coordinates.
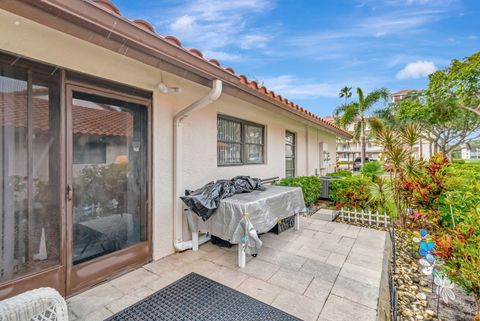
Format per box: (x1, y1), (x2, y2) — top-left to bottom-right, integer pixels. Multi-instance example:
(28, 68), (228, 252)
(361, 118), (366, 167)
(419, 138), (423, 159)
(475, 296), (480, 316)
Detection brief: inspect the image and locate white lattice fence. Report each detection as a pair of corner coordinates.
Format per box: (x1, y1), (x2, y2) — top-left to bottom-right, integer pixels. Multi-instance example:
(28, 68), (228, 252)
(339, 207), (390, 227)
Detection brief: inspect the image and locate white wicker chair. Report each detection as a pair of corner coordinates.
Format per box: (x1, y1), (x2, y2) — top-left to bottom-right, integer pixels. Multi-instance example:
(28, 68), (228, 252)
(0, 287), (68, 321)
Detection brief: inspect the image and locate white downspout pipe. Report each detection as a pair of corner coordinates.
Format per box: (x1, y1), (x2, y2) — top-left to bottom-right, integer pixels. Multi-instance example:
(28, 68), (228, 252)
(173, 79), (223, 251)
(305, 125), (310, 175)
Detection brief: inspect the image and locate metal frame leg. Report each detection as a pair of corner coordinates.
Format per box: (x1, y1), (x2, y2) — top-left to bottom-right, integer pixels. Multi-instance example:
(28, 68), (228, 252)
(192, 232), (199, 251)
(294, 213), (300, 231)
(238, 243), (246, 268)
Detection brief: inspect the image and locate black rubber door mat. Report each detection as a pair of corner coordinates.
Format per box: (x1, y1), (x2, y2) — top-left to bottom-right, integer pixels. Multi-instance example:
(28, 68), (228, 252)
(105, 272), (301, 321)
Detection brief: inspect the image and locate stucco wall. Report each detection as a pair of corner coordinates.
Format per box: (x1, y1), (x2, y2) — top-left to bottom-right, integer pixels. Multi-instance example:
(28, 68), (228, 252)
(0, 8), (338, 260)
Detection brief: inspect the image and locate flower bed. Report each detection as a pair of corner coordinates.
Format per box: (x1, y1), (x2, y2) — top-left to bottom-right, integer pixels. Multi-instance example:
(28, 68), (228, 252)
(329, 152), (480, 320)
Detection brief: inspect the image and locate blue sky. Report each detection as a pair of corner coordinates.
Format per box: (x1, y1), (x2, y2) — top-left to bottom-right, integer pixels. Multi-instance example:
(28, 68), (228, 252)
(115, 0), (479, 116)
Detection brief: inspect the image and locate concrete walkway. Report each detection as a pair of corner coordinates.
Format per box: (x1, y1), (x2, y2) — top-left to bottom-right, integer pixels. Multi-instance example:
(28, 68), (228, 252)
(67, 216), (387, 321)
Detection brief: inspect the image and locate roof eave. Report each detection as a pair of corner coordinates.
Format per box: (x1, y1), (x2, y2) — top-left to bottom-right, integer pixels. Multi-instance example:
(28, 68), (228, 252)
(0, 0), (350, 138)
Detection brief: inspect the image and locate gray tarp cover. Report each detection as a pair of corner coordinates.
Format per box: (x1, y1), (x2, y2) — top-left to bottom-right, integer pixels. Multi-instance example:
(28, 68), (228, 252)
(185, 185), (305, 246)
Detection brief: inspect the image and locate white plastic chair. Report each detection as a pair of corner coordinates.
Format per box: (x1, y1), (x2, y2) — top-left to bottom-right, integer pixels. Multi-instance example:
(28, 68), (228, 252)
(0, 287), (68, 321)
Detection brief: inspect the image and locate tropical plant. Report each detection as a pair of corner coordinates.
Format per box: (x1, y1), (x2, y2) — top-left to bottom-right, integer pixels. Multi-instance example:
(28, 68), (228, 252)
(440, 207), (480, 317)
(334, 87), (390, 168)
(339, 86), (352, 104)
(372, 123), (427, 226)
(328, 175), (372, 210)
(361, 160), (384, 180)
(367, 176), (395, 215)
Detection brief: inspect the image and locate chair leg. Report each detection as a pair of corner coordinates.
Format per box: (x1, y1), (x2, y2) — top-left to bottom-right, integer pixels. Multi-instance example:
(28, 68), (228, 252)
(294, 213), (300, 231)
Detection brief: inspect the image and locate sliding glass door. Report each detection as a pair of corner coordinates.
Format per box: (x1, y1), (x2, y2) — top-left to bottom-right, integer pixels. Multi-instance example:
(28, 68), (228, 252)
(66, 84), (151, 295)
(0, 59), (64, 297)
(0, 52), (152, 298)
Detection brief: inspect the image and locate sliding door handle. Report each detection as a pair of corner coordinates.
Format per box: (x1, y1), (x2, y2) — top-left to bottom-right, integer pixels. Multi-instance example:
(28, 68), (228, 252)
(66, 184), (73, 201)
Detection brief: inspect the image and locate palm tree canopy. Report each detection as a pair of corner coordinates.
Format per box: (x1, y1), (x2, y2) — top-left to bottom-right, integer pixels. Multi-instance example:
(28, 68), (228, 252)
(339, 86), (352, 99)
(334, 87), (390, 129)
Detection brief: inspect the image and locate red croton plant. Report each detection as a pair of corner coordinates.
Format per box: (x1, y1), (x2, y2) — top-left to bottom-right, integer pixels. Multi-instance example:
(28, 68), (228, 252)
(401, 153), (450, 211)
(401, 154), (480, 318)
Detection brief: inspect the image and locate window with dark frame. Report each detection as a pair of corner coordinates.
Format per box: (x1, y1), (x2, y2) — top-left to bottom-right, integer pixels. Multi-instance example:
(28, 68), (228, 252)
(217, 115), (265, 166)
(285, 131), (296, 178)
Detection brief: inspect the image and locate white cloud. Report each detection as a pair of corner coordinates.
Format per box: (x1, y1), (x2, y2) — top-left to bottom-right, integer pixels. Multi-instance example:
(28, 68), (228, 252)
(259, 75), (340, 99)
(170, 15), (197, 33)
(258, 74), (390, 101)
(396, 60), (437, 80)
(358, 11), (443, 37)
(360, 0), (455, 7)
(164, 0), (273, 55)
(239, 34), (270, 49)
(202, 50), (243, 62)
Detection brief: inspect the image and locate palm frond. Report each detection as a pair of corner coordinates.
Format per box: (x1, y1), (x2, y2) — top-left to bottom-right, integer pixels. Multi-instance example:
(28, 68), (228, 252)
(357, 88), (365, 108)
(374, 127), (400, 151)
(402, 156), (426, 178)
(352, 121), (362, 142)
(386, 145), (408, 169)
(400, 123), (422, 148)
(339, 86), (352, 99)
(367, 176), (394, 213)
(334, 102), (360, 128)
(367, 117), (385, 138)
(363, 88), (390, 112)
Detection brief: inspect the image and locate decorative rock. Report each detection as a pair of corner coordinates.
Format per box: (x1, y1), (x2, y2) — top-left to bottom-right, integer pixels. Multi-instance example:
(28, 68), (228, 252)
(416, 293), (427, 300)
(425, 309), (435, 317)
(403, 309), (414, 317)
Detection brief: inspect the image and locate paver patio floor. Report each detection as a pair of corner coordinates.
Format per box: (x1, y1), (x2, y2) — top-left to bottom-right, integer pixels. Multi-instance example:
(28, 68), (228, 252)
(67, 215), (387, 321)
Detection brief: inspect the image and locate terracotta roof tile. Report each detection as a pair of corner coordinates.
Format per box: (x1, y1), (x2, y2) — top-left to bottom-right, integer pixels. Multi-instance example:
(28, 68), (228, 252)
(89, 0), (350, 137)
(1, 93), (133, 137)
(392, 89), (417, 96)
(132, 19), (155, 33)
(93, 0), (121, 15)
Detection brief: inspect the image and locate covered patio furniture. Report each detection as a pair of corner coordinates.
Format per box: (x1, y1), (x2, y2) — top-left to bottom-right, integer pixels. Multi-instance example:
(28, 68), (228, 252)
(185, 185), (306, 267)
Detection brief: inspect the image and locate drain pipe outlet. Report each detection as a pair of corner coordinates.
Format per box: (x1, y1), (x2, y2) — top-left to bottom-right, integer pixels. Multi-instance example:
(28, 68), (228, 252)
(173, 79), (222, 251)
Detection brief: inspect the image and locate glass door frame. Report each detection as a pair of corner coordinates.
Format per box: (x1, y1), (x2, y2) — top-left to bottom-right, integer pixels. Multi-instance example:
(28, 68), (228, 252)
(0, 65), (67, 300)
(65, 81), (152, 296)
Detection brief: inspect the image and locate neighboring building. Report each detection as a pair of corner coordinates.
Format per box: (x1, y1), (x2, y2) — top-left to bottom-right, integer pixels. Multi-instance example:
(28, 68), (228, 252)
(461, 146), (480, 159)
(0, 0), (351, 298)
(324, 116), (383, 167)
(391, 89), (417, 103)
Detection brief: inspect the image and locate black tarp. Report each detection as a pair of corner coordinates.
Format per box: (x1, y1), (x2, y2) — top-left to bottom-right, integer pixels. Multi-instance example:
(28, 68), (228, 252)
(180, 176), (265, 221)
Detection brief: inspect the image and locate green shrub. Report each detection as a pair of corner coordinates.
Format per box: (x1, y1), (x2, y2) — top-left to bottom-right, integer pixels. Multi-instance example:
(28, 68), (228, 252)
(326, 170), (352, 177)
(360, 161), (384, 179)
(438, 161), (480, 227)
(452, 159), (466, 164)
(439, 208), (480, 314)
(275, 176), (321, 206)
(328, 176), (372, 210)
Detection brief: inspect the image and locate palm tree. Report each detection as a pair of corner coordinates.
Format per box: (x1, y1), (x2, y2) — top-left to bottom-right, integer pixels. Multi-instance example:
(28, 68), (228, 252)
(339, 86), (352, 104)
(334, 87), (390, 168)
